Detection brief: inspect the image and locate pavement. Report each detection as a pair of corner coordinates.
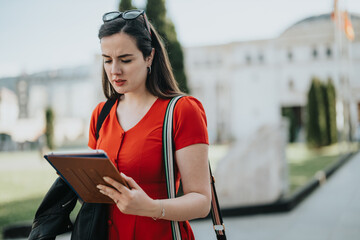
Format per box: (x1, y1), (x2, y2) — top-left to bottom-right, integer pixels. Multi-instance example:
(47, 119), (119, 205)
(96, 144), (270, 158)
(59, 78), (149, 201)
(5, 151), (360, 240)
(190, 151), (360, 240)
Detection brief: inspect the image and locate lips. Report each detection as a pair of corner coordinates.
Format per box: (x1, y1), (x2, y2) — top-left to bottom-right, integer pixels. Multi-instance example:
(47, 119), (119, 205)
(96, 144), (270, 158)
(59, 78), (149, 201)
(114, 79), (126, 87)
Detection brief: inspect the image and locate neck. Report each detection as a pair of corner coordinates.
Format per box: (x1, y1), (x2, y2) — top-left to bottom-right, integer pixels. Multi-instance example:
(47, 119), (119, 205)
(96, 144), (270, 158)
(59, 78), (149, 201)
(120, 91), (156, 107)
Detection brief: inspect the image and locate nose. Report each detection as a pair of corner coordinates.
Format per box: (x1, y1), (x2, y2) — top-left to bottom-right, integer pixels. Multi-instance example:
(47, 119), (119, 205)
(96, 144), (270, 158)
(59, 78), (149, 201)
(111, 61), (122, 76)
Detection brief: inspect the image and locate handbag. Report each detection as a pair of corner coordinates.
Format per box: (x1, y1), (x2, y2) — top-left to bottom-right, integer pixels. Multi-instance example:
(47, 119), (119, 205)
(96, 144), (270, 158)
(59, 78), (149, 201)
(163, 96), (226, 240)
(95, 96), (226, 240)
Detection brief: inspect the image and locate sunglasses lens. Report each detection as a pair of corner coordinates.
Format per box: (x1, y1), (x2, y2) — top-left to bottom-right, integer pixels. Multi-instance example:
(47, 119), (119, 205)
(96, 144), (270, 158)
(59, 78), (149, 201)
(103, 12), (121, 22)
(102, 9), (151, 36)
(123, 10), (142, 20)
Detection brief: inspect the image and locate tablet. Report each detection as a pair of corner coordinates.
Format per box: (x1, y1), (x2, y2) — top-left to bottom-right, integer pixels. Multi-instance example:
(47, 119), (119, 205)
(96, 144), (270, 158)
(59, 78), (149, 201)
(44, 149), (129, 204)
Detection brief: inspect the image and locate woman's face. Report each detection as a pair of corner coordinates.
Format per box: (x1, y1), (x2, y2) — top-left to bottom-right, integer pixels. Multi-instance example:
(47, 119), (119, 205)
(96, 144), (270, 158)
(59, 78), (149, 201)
(101, 32), (153, 95)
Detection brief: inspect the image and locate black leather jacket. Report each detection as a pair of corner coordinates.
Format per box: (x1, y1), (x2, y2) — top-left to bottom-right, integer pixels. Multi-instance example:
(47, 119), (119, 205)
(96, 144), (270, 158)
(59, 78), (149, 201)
(28, 177), (108, 240)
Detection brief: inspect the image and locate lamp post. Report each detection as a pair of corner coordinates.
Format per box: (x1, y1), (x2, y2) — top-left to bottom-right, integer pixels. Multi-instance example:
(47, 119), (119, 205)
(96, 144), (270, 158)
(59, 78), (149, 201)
(333, 0), (354, 152)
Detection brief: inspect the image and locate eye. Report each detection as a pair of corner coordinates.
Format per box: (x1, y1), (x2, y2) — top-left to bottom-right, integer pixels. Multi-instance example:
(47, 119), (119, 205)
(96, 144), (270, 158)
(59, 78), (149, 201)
(121, 59), (131, 63)
(104, 59), (112, 64)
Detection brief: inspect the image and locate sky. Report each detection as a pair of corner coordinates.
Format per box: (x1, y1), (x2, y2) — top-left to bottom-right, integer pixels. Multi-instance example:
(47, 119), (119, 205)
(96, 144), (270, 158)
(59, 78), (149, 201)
(1, 0), (360, 78)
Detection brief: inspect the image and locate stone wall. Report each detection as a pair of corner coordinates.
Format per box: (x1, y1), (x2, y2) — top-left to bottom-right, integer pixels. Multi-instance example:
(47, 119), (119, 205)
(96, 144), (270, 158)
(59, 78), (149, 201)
(214, 122), (288, 207)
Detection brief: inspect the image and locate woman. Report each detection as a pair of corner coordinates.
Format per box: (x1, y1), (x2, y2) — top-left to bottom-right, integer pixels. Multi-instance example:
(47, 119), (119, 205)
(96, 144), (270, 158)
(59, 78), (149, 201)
(89, 9), (211, 239)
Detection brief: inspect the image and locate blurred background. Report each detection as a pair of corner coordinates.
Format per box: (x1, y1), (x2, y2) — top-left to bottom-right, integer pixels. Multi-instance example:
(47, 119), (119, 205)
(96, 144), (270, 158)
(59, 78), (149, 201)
(1, 0), (360, 239)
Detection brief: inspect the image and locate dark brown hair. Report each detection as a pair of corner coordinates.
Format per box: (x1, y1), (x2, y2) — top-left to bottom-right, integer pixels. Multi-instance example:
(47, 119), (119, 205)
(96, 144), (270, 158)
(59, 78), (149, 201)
(98, 13), (183, 100)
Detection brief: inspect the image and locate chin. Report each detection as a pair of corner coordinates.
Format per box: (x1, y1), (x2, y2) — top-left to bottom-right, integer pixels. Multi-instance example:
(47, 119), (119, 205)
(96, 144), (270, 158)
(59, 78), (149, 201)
(113, 86), (126, 94)
(115, 90), (126, 94)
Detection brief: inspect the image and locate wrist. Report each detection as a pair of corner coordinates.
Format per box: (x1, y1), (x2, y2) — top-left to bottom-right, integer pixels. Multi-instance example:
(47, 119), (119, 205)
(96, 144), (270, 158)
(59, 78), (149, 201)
(152, 199), (165, 220)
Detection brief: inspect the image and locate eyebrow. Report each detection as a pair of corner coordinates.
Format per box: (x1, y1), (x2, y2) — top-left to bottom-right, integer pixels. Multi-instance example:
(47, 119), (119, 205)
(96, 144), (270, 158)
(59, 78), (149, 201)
(102, 53), (133, 58)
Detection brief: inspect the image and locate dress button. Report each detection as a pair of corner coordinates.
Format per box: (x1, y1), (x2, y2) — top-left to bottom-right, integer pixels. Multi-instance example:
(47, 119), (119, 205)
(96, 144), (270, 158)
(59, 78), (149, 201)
(108, 220), (113, 226)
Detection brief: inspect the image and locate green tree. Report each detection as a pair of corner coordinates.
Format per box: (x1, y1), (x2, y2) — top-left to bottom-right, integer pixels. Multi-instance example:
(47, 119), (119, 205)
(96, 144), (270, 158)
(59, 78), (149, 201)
(321, 83), (330, 145)
(325, 78), (337, 144)
(119, 0), (135, 11)
(306, 77), (327, 147)
(145, 0), (167, 37)
(146, 0), (189, 93)
(45, 107), (55, 150)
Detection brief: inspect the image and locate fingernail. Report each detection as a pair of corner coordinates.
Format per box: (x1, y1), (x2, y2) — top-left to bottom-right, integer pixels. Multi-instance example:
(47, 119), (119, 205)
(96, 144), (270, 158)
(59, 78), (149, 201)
(96, 185), (101, 189)
(121, 172), (126, 177)
(103, 177), (109, 181)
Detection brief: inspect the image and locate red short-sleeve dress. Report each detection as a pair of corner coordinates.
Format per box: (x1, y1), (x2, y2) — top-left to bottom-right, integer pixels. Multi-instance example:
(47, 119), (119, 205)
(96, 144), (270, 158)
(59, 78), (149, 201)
(88, 96), (209, 240)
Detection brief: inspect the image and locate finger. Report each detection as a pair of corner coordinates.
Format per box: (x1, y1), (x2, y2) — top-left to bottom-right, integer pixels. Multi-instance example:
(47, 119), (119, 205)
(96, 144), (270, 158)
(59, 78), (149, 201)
(100, 189), (121, 205)
(97, 184), (121, 200)
(120, 173), (140, 190)
(103, 176), (127, 192)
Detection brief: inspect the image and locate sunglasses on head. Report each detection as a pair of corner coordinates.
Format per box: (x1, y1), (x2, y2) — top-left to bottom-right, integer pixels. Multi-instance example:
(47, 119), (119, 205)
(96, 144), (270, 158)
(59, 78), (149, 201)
(102, 9), (152, 36)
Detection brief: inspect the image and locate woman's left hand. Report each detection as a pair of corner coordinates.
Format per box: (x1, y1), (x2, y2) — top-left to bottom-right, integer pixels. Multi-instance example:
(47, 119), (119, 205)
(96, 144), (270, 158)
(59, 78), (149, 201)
(97, 173), (156, 217)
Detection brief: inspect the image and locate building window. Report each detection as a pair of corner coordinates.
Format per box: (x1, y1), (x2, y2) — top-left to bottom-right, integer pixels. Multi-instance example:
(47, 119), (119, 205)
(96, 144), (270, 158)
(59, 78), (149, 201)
(312, 48), (318, 59)
(288, 79), (294, 90)
(246, 55), (251, 64)
(326, 47), (332, 58)
(258, 53), (264, 63)
(287, 51), (293, 62)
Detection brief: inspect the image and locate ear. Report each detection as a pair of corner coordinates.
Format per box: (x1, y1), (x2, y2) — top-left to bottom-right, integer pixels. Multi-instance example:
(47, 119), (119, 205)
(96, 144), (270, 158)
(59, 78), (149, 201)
(146, 48), (155, 67)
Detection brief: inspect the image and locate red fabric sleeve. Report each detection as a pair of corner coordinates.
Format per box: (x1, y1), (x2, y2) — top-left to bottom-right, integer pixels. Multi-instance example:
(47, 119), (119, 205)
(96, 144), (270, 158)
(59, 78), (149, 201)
(173, 96), (209, 151)
(88, 102), (106, 149)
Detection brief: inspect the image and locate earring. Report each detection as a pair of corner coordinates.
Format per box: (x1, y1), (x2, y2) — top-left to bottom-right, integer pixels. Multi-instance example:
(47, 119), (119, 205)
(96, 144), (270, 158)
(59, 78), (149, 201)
(147, 66), (152, 75)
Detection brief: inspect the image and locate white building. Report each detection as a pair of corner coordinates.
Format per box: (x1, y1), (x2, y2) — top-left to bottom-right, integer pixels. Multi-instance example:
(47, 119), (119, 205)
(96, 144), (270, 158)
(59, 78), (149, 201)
(0, 58), (104, 147)
(185, 13), (360, 144)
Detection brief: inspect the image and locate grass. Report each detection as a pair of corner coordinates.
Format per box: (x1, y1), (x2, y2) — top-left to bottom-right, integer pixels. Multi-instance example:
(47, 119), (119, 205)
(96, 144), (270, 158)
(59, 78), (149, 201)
(286, 142), (358, 195)
(287, 152), (339, 194)
(0, 143), (357, 239)
(0, 197), (44, 232)
(1, 170), (56, 203)
(0, 151), (55, 239)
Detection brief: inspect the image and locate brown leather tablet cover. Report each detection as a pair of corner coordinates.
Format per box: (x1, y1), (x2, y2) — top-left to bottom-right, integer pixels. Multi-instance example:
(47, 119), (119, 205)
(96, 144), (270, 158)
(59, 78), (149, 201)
(45, 154), (129, 204)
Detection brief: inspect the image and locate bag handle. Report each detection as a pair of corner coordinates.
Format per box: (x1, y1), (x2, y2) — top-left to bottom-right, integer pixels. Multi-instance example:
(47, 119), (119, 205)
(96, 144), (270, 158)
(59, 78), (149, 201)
(163, 96), (226, 240)
(95, 98), (117, 140)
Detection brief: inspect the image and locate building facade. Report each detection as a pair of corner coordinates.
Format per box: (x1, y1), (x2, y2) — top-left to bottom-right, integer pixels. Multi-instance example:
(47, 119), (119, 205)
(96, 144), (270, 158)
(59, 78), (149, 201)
(184, 13), (360, 144)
